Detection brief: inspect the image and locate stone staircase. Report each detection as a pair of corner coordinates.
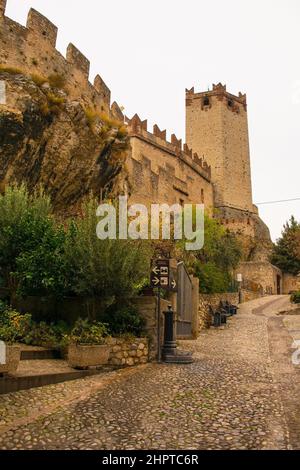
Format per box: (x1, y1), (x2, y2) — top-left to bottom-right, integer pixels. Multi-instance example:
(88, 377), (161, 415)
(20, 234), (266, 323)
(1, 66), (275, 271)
(0, 345), (105, 395)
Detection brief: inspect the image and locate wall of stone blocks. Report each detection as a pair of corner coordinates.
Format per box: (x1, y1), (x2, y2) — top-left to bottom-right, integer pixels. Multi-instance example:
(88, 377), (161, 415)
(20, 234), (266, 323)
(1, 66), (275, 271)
(0, 2), (112, 115)
(128, 136), (214, 210)
(107, 337), (149, 367)
(238, 262), (282, 295)
(198, 292), (240, 331)
(186, 86), (253, 213)
(282, 274), (300, 294)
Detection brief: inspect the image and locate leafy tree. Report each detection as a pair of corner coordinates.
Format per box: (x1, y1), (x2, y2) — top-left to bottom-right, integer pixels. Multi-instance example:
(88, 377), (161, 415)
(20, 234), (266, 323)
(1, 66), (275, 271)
(178, 214), (242, 293)
(271, 216), (300, 275)
(0, 184), (58, 298)
(64, 198), (153, 314)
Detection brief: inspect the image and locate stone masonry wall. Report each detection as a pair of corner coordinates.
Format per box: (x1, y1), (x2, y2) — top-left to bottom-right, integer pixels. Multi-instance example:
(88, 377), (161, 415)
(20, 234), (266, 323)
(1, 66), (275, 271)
(186, 83), (253, 213)
(238, 262), (282, 295)
(0, 1), (117, 117)
(198, 293), (239, 331)
(107, 337), (149, 367)
(126, 114), (213, 209)
(282, 273), (300, 294)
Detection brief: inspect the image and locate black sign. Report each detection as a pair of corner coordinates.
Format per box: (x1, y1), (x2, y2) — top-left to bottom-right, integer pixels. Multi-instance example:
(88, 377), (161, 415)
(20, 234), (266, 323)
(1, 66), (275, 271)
(150, 259), (178, 292)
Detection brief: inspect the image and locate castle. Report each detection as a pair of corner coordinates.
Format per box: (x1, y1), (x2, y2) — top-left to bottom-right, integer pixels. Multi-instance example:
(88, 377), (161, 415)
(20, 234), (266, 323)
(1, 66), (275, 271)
(0, 0), (298, 295)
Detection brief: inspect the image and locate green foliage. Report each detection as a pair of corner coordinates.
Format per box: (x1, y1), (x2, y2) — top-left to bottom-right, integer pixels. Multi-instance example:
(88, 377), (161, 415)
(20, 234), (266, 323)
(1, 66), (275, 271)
(0, 184), (54, 296)
(23, 320), (69, 348)
(178, 214), (242, 293)
(0, 306), (69, 347)
(64, 198), (152, 308)
(194, 261), (232, 294)
(291, 291), (300, 304)
(69, 318), (109, 345)
(271, 216), (300, 275)
(100, 303), (146, 337)
(0, 309), (32, 344)
(15, 223), (68, 297)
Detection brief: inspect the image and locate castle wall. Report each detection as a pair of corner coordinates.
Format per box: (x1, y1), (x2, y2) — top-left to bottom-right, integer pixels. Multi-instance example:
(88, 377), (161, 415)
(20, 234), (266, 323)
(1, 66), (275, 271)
(0, 1), (112, 115)
(126, 116), (213, 209)
(186, 84), (253, 213)
(237, 262), (282, 295)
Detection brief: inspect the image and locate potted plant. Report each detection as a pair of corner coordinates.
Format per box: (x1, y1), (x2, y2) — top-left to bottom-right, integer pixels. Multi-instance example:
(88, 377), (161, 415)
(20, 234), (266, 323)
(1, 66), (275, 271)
(0, 310), (22, 375)
(67, 318), (110, 369)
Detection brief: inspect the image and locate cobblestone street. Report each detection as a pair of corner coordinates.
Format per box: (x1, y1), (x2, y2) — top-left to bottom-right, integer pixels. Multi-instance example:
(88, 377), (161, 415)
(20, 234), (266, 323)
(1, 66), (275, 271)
(0, 296), (299, 450)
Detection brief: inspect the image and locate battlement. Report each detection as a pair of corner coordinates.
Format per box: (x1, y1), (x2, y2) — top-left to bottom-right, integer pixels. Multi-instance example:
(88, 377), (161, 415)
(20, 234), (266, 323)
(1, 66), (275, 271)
(0, 1), (116, 115)
(125, 113), (211, 181)
(186, 82), (247, 112)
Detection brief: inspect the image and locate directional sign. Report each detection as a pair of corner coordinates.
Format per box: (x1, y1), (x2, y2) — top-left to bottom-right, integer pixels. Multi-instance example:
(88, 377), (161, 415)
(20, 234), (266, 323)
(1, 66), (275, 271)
(169, 267), (178, 292)
(150, 259), (170, 289)
(150, 259), (178, 291)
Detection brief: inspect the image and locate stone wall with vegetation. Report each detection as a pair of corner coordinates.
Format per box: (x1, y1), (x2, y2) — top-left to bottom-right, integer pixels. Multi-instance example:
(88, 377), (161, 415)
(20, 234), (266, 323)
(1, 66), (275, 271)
(107, 337), (149, 367)
(198, 293), (239, 331)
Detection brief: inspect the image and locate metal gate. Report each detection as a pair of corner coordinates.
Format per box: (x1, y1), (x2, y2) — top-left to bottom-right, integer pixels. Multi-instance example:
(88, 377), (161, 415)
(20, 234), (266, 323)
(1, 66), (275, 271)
(176, 262), (193, 338)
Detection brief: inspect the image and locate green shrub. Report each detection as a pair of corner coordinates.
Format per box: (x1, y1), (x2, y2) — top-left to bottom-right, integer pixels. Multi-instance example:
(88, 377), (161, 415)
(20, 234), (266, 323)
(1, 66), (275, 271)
(291, 291), (300, 304)
(23, 321), (68, 348)
(69, 318), (109, 345)
(101, 303), (146, 337)
(0, 309), (32, 344)
(0, 185), (51, 291)
(64, 198), (152, 311)
(194, 261), (232, 294)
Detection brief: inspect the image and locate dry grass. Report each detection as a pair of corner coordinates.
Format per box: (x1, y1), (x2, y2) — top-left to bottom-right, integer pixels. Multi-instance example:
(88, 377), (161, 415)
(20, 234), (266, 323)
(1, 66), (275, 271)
(46, 92), (66, 106)
(48, 73), (66, 89)
(0, 64), (23, 75)
(30, 73), (47, 87)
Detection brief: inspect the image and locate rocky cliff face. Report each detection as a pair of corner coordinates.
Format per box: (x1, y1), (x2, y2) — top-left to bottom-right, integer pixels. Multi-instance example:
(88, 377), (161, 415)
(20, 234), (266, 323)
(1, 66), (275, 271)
(0, 71), (129, 215)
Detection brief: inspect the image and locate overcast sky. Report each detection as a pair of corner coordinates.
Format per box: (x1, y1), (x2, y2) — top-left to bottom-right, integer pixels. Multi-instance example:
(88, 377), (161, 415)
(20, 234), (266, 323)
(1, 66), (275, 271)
(6, 0), (300, 241)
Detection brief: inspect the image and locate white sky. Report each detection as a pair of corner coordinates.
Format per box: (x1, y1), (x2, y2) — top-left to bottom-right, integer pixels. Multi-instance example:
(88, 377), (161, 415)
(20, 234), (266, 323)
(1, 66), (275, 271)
(5, 0), (300, 241)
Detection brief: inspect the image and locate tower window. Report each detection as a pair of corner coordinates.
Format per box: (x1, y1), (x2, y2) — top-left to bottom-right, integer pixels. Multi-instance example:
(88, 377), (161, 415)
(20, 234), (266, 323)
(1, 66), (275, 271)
(203, 96), (210, 107)
(201, 189), (205, 203)
(227, 99), (233, 107)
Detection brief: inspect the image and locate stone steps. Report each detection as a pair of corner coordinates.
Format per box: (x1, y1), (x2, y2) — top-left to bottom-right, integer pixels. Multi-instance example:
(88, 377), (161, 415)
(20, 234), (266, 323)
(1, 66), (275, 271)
(0, 368), (102, 395)
(20, 347), (61, 361)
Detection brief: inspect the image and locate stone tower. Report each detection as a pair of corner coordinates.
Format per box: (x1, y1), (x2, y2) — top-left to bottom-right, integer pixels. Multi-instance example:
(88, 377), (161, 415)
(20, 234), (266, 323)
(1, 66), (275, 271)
(186, 83), (254, 214)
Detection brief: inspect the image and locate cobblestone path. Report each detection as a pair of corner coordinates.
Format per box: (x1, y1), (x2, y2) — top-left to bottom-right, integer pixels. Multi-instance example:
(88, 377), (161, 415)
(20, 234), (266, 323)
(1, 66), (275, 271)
(0, 295), (299, 450)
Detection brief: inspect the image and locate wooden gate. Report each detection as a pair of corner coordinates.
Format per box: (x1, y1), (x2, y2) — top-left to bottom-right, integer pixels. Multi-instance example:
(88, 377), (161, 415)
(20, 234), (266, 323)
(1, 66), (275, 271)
(176, 262), (193, 338)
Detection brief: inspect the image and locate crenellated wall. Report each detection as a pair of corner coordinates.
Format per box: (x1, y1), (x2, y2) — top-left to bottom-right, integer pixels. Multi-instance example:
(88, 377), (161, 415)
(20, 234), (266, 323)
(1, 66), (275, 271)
(0, 1), (112, 115)
(125, 113), (213, 208)
(186, 83), (253, 213)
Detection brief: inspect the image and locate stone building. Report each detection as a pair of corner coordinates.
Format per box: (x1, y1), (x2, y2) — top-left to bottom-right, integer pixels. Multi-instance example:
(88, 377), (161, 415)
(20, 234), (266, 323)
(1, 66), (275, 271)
(0, 0), (299, 294)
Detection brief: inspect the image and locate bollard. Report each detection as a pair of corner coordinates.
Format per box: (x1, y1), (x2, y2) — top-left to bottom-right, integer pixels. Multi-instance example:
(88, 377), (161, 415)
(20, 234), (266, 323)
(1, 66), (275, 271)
(162, 305), (177, 358)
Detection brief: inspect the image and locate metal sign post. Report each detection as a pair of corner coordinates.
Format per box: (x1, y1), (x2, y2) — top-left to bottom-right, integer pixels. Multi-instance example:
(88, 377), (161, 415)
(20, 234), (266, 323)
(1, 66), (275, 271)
(150, 259), (178, 363)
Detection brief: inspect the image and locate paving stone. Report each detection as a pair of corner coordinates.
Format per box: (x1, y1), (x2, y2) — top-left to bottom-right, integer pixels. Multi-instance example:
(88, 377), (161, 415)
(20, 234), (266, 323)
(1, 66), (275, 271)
(0, 296), (299, 449)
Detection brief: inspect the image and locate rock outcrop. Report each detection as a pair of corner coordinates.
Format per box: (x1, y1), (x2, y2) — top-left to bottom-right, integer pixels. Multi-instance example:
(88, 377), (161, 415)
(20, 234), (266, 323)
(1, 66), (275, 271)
(0, 71), (129, 215)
